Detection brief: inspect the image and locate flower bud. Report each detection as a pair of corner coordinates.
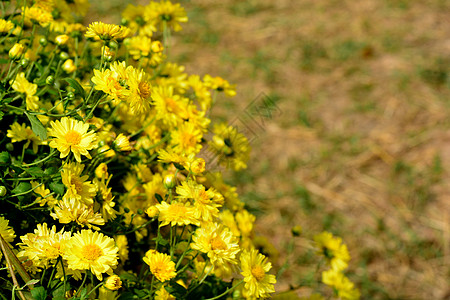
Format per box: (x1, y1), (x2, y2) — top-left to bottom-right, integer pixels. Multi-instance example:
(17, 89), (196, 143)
(20, 58), (29, 67)
(146, 206), (159, 218)
(291, 225), (302, 237)
(151, 41), (164, 53)
(104, 275), (122, 291)
(95, 163), (109, 179)
(114, 133), (132, 151)
(9, 43), (24, 59)
(62, 59), (76, 73)
(39, 37), (48, 46)
(46, 75), (55, 85)
(55, 34), (69, 45)
(0, 186), (6, 197)
(59, 51), (69, 60)
(163, 174), (176, 189)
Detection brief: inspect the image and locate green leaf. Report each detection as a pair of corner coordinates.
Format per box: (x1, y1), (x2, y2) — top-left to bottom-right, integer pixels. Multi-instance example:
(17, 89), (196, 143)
(64, 78), (86, 99)
(24, 112), (47, 141)
(0, 151), (11, 165)
(25, 167), (44, 177)
(155, 193), (163, 203)
(49, 182), (65, 195)
(0, 110), (4, 121)
(30, 286), (47, 300)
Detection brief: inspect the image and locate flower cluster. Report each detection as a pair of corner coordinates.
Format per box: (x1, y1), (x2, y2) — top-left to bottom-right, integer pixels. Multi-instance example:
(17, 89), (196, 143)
(0, 1), (276, 299)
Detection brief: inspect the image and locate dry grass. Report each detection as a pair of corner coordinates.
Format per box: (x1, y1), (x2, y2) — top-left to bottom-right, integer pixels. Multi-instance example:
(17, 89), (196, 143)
(92, 0), (450, 299)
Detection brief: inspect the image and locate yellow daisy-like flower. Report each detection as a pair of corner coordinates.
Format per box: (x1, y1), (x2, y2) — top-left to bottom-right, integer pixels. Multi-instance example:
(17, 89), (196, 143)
(105, 275), (122, 290)
(0, 216), (15, 243)
(10, 72), (40, 111)
(144, 0), (188, 32)
(176, 180), (223, 224)
(155, 286), (176, 300)
(126, 67), (152, 115)
(64, 229), (119, 280)
(240, 249), (276, 299)
(51, 198), (105, 230)
(48, 117), (97, 162)
(31, 181), (58, 207)
(208, 123), (250, 171)
(191, 223), (240, 268)
(169, 121), (203, 155)
(0, 19), (14, 33)
(322, 269), (360, 300)
(85, 21), (131, 41)
(22, 5), (53, 27)
(17, 223), (71, 269)
(155, 201), (199, 227)
(91, 68), (129, 101)
(151, 85), (189, 128)
(235, 209), (255, 238)
(114, 133), (132, 151)
(203, 74), (236, 97)
(143, 251), (177, 282)
(61, 162), (96, 205)
(314, 231), (350, 271)
(7, 122), (42, 153)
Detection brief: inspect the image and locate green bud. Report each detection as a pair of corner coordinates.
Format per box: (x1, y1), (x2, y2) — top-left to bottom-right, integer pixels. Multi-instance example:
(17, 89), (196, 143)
(108, 40), (119, 50)
(59, 52), (69, 60)
(20, 58), (29, 67)
(46, 75), (55, 85)
(0, 186), (6, 197)
(6, 143), (14, 152)
(39, 37), (48, 47)
(67, 91), (75, 100)
(163, 174), (176, 189)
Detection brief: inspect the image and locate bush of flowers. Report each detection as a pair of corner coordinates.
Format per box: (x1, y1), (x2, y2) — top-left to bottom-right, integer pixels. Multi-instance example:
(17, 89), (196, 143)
(0, 1), (360, 299)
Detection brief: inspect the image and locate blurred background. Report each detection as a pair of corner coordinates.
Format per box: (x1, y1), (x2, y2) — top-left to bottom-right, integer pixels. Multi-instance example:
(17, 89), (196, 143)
(89, 0), (450, 299)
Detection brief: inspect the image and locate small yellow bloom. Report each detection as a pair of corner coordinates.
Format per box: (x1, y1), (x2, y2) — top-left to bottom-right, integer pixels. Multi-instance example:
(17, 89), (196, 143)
(85, 21), (131, 41)
(63, 59), (77, 73)
(48, 117), (97, 162)
(240, 249), (276, 299)
(55, 34), (69, 45)
(105, 275), (122, 290)
(0, 19), (14, 33)
(95, 163), (109, 179)
(114, 133), (132, 151)
(143, 251), (177, 282)
(0, 216), (16, 243)
(9, 43), (25, 59)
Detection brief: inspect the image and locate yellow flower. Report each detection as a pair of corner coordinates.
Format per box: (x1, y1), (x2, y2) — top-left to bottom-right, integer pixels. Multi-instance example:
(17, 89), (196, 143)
(203, 74), (236, 97)
(151, 85), (189, 128)
(322, 269), (360, 300)
(114, 133), (132, 151)
(10, 72), (40, 111)
(55, 34), (69, 45)
(105, 275), (122, 290)
(64, 229), (119, 280)
(0, 19), (14, 33)
(191, 223), (240, 268)
(144, 1), (188, 32)
(0, 216), (15, 243)
(235, 209), (255, 238)
(155, 286), (176, 300)
(122, 4), (156, 36)
(155, 201), (199, 227)
(91, 68), (129, 101)
(115, 235), (129, 263)
(17, 223), (70, 269)
(143, 251), (177, 282)
(314, 231), (350, 271)
(240, 249), (276, 299)
(208, 123), (250, 171)
(95, 163), (109, 179)
(85, 21), (131, 41)
(48, 117), (97, 162)
(22, 5), (53, 27)
(176, 180), (223, 224)
(7, 122), (42, 153)
(61, 162), (96, 205)
(51, 198), (105, 230)
(126, 67), (152, 115)
(62, 59), (76, 73)
(169, 121), (203, 155)
(31, 181), (58, 207)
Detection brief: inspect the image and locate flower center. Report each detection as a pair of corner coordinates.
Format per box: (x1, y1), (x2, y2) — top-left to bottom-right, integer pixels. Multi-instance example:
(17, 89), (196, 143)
(71, 176), (84, 194)
(81, 244), (103, 262)
(211, 237), (227, 250)
(251, 266), (265, 282)
(138, 81), (151, 99)
(65, 130), (81, 145)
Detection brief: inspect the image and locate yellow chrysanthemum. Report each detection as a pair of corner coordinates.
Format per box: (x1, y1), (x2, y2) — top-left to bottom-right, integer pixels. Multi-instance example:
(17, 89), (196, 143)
(144, 0), (188, 32)
(143, 251), (177, 282)
(151, 85), (189, 127)
(208, 123), (250, 171)
(191, 223), (240, 268)
(126, 68), (152, 115)
(48, 117), (97, 162)
(7, 122), (42, 153)
(0, 216), (15, 243)
(155, 201), (199, 227)
(235, 209), (255, 238)
(10, 72), (40, 111)
(64, 229), (119, 280)
(169, 121), (203, 155)
(0, 19), (14, 33)
(314, 231), (350, 271)
(31, 181), (58, 207)
(240, 249), (276, 299)
(85, 21), (131, 41)
(61, 162), (96, 205)
(105, 275), (122, 291)
(176, 180), (223, 224)
(22, 5), (53, 27)
(17, 223), (70, 269)
(203, 74), (236, 97)
(155, 286), (176, 300)
(51, 198), (105, 230)
(91, 68), (129, 101)
(322, 269), (360, 300)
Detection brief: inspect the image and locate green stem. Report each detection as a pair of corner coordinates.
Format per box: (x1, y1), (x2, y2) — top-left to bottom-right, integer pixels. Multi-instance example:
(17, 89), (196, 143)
(20, 149), (57, 167)
(84, 281), (104, 299)
(204, 280), (244, 300)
